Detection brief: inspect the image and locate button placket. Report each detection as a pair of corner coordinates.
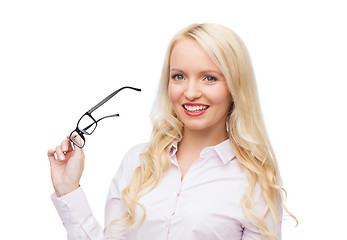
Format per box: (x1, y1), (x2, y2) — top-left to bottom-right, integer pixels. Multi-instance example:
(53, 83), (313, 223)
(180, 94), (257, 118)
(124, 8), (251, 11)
(166, 156), (184, 239)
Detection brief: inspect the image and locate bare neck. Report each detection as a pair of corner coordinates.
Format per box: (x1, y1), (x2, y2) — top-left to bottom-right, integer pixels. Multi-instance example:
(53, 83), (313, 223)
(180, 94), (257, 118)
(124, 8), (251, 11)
(175, 126), (229, 180)
(177, 125), (229, 160)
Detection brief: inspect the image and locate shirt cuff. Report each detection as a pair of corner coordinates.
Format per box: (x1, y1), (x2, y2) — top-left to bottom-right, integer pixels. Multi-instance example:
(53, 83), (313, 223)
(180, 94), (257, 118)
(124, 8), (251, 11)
(51, 187), (92, 224)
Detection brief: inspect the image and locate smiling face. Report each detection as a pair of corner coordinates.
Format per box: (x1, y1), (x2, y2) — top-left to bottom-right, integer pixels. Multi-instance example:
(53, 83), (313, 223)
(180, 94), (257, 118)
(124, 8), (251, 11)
(168, 37), (233, 136)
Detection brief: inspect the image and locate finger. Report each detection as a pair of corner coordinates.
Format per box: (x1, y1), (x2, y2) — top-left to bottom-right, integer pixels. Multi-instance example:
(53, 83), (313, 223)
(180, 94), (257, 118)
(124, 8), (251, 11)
(61, 138), (73, 153)
(55, 145), (65, 161)
(66, 134), (85, 161)
(47, 149), (57, 162)
(69, 134), (84, 150)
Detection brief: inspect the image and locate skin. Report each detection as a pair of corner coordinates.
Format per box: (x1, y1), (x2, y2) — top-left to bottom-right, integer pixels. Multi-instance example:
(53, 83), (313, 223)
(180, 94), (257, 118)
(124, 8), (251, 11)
(48, 37), (233, 196)
(48, 135), (84, 197)
(168, 38), (233, 179)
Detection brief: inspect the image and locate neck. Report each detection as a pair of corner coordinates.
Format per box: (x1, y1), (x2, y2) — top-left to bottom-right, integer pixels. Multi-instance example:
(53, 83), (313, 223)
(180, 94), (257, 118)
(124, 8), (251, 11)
(179, 125), (229, 153)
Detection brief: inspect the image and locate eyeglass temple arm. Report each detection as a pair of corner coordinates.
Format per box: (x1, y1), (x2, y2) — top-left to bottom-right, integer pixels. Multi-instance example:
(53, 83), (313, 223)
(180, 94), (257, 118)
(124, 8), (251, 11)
(87, 86), (141, 114)
(82, 114), (120, 131)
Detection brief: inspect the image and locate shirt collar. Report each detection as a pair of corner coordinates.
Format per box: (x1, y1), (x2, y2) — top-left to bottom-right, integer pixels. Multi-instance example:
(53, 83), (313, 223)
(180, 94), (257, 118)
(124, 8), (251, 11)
(211, 139), (236, 165)
(169, 142), (178, 157)
(169, 139), (236, 165)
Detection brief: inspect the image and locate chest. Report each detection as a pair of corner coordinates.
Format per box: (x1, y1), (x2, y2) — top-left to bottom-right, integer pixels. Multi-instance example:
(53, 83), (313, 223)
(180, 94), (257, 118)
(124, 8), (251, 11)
(129, 158), (249, 239)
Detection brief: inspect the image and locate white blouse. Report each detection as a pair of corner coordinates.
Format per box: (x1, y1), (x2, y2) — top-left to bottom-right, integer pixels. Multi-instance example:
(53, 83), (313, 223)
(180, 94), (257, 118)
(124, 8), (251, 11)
(52, 139), (281, 239)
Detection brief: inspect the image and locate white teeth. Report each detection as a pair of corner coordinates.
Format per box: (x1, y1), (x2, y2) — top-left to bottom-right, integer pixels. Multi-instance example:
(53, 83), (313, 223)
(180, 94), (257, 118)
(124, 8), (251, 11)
(184, 105), (208, 112)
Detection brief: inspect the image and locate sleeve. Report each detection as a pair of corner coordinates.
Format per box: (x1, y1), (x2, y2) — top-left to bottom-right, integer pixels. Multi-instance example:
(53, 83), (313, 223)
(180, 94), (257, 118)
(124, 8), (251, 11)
(51, 187), (108, 240)
(51, 177), (127, 240)
(51, 143), (147, 240)
(241, 184), (282, 240)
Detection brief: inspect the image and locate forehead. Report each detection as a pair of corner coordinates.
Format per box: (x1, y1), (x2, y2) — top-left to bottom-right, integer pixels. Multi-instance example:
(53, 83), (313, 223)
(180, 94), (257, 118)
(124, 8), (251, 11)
(170, 38), (220, 72)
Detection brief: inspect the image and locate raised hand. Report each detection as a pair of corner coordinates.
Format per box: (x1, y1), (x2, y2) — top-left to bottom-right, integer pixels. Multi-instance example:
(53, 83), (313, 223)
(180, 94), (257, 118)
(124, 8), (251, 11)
(48, 135), (85, 197)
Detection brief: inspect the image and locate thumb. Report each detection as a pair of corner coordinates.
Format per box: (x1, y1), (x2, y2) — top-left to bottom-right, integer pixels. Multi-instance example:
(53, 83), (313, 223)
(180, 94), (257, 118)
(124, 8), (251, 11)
(66, 134), (85, 159)
(68, 134), (84, 150)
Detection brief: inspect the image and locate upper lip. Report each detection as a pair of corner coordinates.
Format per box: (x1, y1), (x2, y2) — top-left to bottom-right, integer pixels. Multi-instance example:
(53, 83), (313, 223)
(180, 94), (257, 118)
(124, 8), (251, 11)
(182, 103), (210, 111)
(182, 103), (209, 106)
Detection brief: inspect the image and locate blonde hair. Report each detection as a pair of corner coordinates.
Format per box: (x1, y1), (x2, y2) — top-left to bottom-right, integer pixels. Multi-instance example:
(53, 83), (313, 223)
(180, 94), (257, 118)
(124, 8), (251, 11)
(108, 23), (297, 239)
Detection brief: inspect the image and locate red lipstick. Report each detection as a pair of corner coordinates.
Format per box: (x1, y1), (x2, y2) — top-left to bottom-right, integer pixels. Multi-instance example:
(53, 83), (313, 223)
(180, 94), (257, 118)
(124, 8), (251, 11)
(182, 103), (209, 117)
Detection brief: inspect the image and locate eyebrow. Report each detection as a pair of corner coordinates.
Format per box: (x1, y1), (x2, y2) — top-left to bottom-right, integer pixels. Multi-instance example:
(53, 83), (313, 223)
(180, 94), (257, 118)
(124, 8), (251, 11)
(201, 70), (224, 77)
(170, 68), (224, 77)
(169, 68), (183, 73)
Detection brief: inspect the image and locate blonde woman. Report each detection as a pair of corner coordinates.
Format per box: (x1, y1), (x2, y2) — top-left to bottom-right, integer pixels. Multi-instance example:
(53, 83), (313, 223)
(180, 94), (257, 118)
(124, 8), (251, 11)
(48, 23), (295, 240)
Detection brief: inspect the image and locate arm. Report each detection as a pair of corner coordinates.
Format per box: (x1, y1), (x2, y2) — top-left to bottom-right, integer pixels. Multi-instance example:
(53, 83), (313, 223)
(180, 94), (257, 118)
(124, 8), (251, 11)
(48, 138), (143, 239)
(241, 185), (282, 240)
(50, 173), (127, 240)
(241, 213), (282, 240)
(48, 137), (114, 239)
(51, 187), (107, 240)
(49, 138), (146, 239)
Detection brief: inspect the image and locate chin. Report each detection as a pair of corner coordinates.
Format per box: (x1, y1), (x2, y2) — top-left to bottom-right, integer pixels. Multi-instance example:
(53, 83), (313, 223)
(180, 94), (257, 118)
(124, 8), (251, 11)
(182, 122), (210, 132)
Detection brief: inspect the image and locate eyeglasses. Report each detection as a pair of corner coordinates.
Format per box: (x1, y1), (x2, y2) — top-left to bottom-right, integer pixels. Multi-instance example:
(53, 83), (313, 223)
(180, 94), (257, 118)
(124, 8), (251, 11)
(69, 86), (141, 148)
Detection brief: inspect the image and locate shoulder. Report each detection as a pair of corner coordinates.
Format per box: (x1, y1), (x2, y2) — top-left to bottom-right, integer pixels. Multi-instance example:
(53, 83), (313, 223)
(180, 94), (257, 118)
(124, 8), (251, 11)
(120, 142), (149, 171)
(113, 143), (149, 188)
(122, 143), (149, 164)
(226, 157), (249, 184)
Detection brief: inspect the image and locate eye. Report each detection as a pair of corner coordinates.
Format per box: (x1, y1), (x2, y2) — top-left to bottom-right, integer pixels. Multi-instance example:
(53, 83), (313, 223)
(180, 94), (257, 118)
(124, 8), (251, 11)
(172, 74), (184, 80)
(204, 76), (217, 82)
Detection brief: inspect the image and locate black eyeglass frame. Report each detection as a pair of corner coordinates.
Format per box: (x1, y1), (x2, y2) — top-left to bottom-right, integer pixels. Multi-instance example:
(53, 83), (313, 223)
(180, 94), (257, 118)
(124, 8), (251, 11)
(69, 86), (141, 148)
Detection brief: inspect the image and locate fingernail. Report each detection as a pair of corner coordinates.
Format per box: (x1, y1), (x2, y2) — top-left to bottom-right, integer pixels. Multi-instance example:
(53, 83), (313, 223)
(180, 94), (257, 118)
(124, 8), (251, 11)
(60, 154), (65, 160)
(62, 146), (67, 151)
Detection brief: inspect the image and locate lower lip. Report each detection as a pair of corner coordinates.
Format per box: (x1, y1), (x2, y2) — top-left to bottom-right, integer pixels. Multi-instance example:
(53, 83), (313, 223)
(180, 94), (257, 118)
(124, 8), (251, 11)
(183, 108), (207, 117)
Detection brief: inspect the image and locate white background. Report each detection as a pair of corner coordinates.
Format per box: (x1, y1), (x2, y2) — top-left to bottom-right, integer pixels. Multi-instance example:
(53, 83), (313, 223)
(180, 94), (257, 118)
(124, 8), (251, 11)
(1, 0), (346, 239)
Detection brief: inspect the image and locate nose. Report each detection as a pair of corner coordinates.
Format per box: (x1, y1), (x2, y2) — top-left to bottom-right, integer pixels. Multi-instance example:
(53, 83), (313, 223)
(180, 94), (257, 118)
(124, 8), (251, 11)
(184, 80), (201, 101)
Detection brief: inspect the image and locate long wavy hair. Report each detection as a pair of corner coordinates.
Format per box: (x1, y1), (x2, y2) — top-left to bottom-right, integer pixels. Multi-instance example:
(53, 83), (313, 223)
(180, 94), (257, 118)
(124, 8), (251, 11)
(108, 23), (296, 239)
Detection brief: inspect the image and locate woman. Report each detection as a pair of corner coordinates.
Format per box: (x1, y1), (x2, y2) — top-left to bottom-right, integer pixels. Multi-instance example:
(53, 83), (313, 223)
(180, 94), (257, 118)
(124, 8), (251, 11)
(48, 23), (294, 240)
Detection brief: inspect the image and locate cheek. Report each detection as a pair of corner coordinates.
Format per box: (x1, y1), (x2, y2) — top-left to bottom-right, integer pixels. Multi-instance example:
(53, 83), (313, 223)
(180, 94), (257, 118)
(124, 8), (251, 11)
(168, 82), (181, 105)
(210, 91), (232, 104)
(210, 91), (233, 113)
